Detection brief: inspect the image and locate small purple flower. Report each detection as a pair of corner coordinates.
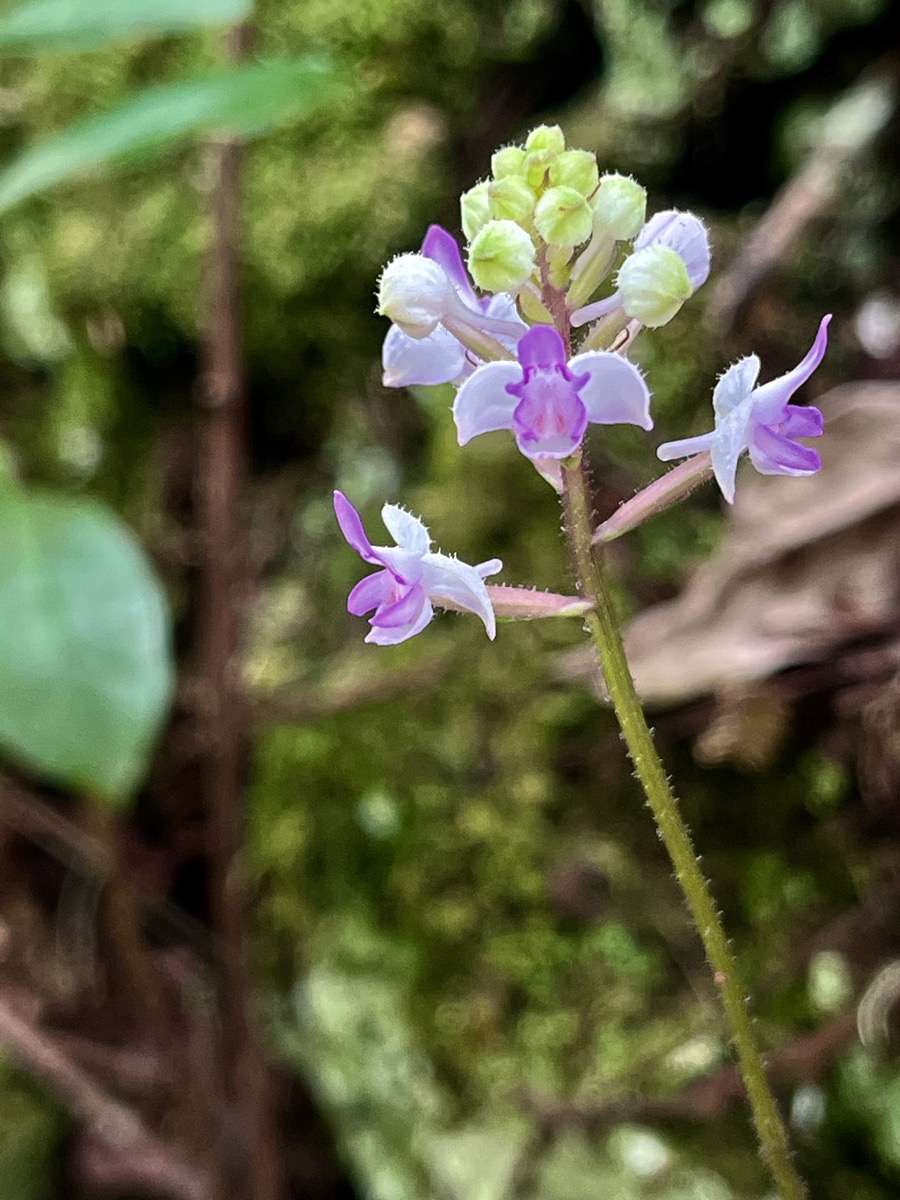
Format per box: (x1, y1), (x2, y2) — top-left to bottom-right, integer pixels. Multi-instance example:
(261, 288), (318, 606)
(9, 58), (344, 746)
(381, 225), (524, 389)
(452, 324), (651, 460)
(656, 315), (831, 502)
(334, 491), (501, 645)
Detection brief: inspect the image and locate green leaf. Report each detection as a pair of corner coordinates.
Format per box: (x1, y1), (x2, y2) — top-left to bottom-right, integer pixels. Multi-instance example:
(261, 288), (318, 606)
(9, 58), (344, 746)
(0, 482), (174, 802)
(0, 57), (338, 215)
(0, 0), (252, 53)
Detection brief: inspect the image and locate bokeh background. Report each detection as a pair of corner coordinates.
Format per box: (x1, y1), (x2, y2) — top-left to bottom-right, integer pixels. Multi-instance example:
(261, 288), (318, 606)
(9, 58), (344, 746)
(0, 0), (899, 1197)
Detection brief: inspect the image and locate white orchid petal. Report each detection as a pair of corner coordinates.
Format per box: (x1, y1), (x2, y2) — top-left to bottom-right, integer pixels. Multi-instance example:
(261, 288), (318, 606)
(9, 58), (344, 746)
(421, 553), (498, 638)
(381, 505), (431, 554)
(712, 355), (760, 418)
(570, 351), (652, 430)
(710, 403), (754, 504)
(382, 323), (467, 388)
(452, 362), (522, 445)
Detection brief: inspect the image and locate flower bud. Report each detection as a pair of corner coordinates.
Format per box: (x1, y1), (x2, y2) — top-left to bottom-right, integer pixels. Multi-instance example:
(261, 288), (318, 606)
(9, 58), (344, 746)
(491, 145), (526, 179)
(467, 220), (536, 293)
(522, 125), (566, 189)
(525, 124), (566, 156)
(488, 176), (536, 224)
(616, 244), (693, 327)
(591, 174), (647, 240)
(377, 254), (452, 338)
(549, 150), (599, 197)
(460, 180), (491, 242)
(534, 186), (593, 248)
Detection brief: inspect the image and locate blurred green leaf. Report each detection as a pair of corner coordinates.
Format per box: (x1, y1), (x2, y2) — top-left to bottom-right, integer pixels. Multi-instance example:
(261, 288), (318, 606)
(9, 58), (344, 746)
(0, 481), (174, 802)
(0, 0), (252, 53)
(0, 57), (337, 215)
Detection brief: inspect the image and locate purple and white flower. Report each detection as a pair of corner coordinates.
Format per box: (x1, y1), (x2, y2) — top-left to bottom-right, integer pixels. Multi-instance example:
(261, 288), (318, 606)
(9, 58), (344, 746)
(656, 315), (831, 502)
(380, 225), (524, 389)
(334, 491), (501, 645)
(452, 323), (651, 460)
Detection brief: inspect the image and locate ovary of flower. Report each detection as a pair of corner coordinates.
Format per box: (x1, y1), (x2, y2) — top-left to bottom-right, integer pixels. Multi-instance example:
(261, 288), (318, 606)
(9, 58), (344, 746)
(380, 225), (525, 389)
(570, 209), (710, 328)
(656, 315), (831, 503)
(452, 324), (652, 460)
(333, 491), (501, 645)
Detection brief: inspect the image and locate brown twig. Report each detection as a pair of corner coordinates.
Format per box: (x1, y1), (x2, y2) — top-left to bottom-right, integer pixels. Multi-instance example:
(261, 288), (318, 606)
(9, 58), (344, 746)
(250, 655), (452, 728)
(0, 773), (210, 957)
(708, 66), (896, 329)
(522, 1009), (858, 1137)
(0, 980), (209, 1200)
(197, 21), (286, 1200)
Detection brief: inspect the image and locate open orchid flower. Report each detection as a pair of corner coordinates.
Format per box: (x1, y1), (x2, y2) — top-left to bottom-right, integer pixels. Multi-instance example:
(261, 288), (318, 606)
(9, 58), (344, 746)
(452, 324), (651, 460)
(334, 491), (501, 644)
(570, 209), (710, 329)
(381, 225), (525, 388)
(657, 315), (831, 502)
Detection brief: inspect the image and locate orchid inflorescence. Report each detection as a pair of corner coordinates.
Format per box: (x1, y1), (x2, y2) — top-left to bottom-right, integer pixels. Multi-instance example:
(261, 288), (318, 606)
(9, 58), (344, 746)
(336, 123), (830, 644)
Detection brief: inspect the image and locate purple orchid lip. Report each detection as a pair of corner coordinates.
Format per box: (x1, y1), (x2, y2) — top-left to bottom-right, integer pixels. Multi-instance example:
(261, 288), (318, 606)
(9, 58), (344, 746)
(453, 323), (652, 461)
(505, 327), (590, 457)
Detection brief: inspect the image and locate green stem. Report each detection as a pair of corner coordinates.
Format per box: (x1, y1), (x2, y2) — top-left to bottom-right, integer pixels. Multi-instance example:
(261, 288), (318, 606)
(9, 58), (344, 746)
(561, 457), (806, 1200)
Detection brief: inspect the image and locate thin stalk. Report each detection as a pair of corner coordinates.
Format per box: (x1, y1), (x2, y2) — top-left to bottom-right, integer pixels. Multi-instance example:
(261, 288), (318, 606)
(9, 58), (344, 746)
(560, 456), (806, 1200)
(592, 453), (713, 543)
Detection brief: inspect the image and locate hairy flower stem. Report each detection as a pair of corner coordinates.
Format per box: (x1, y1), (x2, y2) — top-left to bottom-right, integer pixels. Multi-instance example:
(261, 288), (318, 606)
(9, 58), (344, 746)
(560, 456), (807, 1200)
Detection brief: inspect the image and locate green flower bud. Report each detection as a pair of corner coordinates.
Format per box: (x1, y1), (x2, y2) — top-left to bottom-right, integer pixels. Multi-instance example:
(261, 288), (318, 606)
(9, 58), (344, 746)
(491, 145), (526, 179)
(591, 174), (647, 240)
(522, 125), (567, 189)
(467, 220), (536, 293)
(525, 124), (566, 156)
(534, 186), (593, 248)
(616, 244), (693, 327)
(524, 150), (555, 190)
(488, 176), (536, 224)
(461, 180), (491, 242)
(549, 150), (599, 197)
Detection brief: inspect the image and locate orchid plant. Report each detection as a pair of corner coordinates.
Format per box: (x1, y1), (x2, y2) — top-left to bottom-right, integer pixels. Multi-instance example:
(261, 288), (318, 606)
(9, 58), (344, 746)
(336, 122), (830, 1199)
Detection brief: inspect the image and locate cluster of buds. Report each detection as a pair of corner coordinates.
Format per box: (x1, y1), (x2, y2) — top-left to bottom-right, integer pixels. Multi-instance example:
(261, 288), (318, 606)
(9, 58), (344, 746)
(338, 124), (830, 644)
